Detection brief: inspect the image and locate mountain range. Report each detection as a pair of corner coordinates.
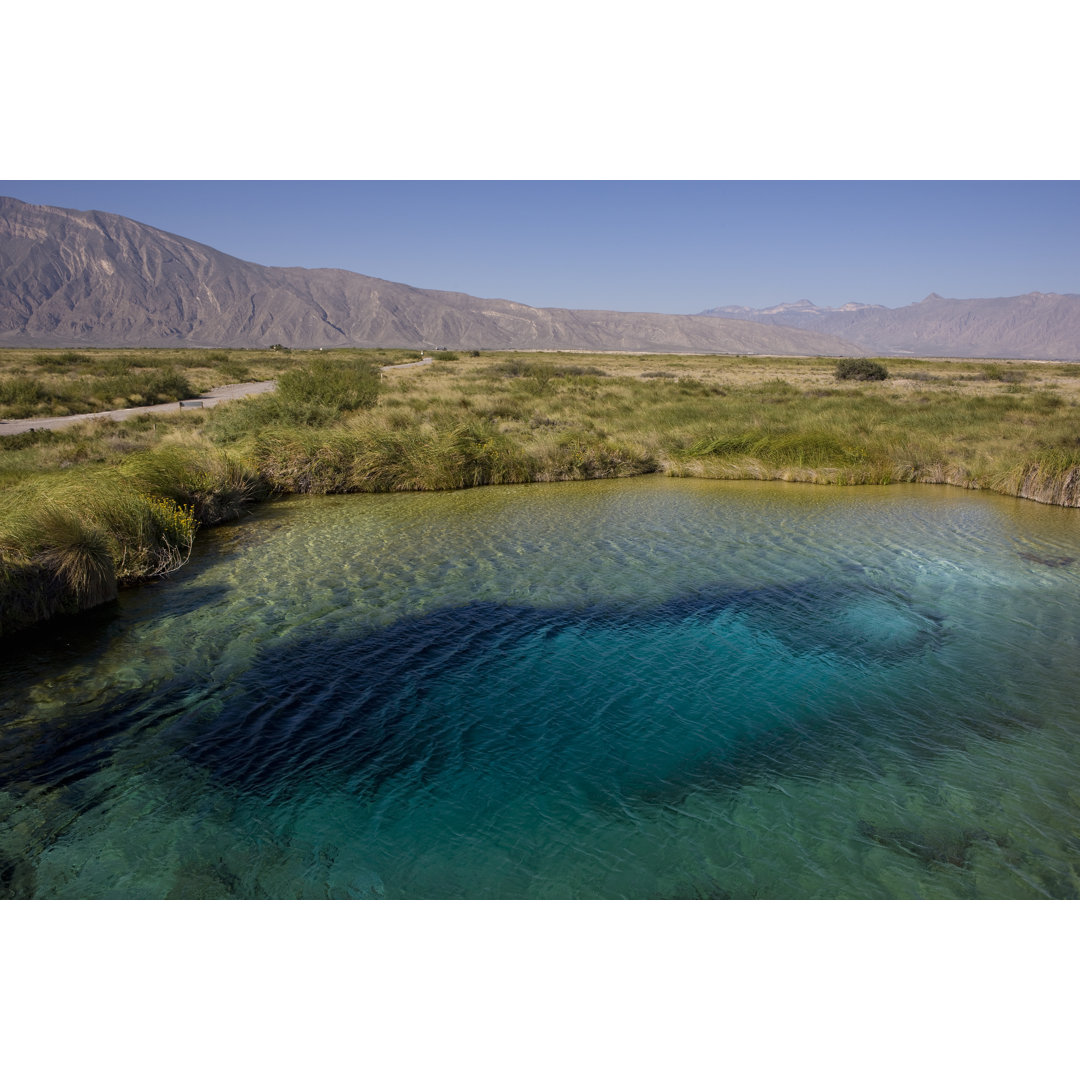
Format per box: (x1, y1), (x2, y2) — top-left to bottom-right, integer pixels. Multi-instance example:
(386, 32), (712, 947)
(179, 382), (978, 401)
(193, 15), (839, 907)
(0, 197), (862, 357)
(0, 195), (1075, 359)
(699, 293), (1080, 360)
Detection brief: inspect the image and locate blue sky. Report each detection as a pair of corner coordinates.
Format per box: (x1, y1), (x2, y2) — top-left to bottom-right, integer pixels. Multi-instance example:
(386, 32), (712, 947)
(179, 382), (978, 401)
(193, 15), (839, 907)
(3, 180), (1077, 313)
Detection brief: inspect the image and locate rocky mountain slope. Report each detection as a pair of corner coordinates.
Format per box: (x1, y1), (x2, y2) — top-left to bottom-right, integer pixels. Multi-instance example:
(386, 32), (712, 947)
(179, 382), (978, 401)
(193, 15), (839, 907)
(0, 197), (864, 356)
(698, 293), (1080, 360)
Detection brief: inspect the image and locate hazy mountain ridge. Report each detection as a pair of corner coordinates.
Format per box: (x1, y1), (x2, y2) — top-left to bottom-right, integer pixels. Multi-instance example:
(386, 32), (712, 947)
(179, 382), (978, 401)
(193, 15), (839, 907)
(0, 197), (865, 356)
(708, 299), (888, 318)
(698, 293), (1080, 359)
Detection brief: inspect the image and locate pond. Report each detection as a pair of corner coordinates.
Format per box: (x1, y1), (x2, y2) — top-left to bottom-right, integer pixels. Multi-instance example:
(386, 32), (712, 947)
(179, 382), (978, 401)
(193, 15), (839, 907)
(3, 476), (1079, 898)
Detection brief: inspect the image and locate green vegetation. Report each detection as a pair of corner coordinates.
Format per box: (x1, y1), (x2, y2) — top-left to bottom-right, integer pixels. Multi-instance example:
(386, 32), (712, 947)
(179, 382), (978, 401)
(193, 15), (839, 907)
(2, 345), (1079, 635)
(206, 355), (380, 439)
(0, 347), (215, 419)
(836, 357), (889, 381)
(0, 474), (198, 635)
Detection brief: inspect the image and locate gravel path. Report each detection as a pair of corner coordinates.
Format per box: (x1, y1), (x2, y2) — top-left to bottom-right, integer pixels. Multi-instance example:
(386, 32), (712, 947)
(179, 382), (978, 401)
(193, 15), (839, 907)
(0, 357), (434, 438)
(0, 381), (279, 437)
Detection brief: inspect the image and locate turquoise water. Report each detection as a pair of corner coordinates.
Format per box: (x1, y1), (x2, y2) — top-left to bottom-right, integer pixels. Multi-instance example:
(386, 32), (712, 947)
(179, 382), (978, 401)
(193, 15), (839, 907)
(3, 476), (1080, 899)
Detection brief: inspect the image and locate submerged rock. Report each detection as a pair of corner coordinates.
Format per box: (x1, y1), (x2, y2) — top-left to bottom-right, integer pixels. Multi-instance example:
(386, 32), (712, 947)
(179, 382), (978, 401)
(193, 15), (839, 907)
(857, 819), (1003, 869)
(1018, 553), (1076, 568)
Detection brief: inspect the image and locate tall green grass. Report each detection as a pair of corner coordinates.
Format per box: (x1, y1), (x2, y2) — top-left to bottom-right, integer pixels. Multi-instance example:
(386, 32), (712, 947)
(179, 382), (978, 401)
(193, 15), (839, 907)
(246, 415), (655, 495)
(0, 473), (198, 634)
(206, 354), (381, 441)
(120, 444), (264, 525)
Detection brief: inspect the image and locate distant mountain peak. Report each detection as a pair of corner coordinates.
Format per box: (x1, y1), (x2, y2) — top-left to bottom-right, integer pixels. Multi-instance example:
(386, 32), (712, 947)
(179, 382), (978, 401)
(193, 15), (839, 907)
(698, 299), (885, 319)
(696, 291), (1080, 360)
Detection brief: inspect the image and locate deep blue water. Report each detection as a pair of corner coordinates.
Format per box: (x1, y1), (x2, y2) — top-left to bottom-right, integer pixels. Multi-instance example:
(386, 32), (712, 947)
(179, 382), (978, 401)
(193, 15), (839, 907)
(2, 477), (1079, 898)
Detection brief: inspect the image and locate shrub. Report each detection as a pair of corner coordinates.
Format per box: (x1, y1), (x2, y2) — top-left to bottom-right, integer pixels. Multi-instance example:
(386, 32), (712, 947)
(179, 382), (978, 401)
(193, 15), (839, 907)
(207, 356), (380, 438)
(213, 358), (252, 383)
(276, 356), (381, 418)
(836, 358), (889, 382)
(143, 367), (195, 403)
(0, 377), (51, 411)
(554, 365), (607, 377)
(93, 366), (195, 407)
(32, 351), (88, 371)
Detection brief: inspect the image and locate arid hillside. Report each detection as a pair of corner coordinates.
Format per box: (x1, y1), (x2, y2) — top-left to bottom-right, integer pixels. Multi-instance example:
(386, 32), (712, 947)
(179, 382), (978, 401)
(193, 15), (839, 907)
(0, 197), (864, 356)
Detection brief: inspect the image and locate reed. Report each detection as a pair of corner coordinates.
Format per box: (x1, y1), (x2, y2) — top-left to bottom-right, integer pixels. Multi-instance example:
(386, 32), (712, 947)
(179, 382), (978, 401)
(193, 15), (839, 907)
(120, 443), (264, 525)
(11, 504), (116, 608)
(0, 472), (198, 631)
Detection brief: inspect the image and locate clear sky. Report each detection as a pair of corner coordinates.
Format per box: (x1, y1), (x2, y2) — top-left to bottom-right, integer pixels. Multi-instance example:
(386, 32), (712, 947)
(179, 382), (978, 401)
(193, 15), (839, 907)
(2, 180), (1077, 313)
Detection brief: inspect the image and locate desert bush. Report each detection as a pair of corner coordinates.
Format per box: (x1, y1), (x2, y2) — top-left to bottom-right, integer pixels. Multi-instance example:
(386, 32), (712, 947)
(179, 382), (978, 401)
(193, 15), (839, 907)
(494, 358), (538, 378)
(88, 355), (132, 378)
(494, 359), (606, 382)
(979, 364), (1026, 384)
(93, 366), (195, 406)
(32, 351), (88, 371)
(203, 395), (288, 443)
(0, 377), (52, 412)
(205, 356), (380, 440)
(276, 356), (381, 418)
(213, 358), (252, 382)
(836, 358), (889, 381)
(143, 367), (195, 402)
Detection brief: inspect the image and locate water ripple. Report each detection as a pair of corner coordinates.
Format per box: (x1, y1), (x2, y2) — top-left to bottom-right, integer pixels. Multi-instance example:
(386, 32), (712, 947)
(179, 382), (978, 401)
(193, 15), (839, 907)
(4, 477), (1080, 898)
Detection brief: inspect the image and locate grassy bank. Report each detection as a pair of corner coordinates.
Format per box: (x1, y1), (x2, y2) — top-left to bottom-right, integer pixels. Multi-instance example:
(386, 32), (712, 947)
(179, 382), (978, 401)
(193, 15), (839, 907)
(2, 347), (1078, 635)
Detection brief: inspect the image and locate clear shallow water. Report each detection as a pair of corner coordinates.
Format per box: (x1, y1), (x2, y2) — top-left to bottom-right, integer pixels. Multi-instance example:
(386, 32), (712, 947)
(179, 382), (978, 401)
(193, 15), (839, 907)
(3, 476), (1080, 899)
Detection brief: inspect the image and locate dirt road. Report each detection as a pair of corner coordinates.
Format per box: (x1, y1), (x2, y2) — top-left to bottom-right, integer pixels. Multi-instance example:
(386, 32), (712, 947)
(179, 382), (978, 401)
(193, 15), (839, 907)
(0, 381), (279, 437)
(0, 357), (434, 438)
